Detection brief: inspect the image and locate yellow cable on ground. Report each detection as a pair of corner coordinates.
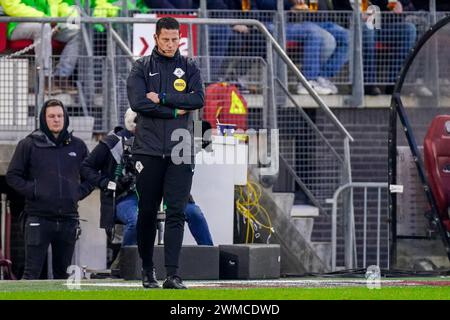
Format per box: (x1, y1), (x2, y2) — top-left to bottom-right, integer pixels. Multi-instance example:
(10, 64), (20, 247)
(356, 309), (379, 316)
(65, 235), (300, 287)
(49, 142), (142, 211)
(235, 180), (274, 243)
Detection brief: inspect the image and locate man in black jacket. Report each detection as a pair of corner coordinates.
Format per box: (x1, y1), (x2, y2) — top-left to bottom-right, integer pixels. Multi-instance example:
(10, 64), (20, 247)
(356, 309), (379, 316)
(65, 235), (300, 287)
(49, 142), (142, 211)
(80, 115), (137, 245)
(127, 17), (204, 289)
(6, 99), (93, 280)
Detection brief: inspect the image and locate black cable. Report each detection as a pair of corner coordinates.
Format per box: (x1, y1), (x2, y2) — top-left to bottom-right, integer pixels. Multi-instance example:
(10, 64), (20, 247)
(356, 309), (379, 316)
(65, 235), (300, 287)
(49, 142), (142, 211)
(281, 268), (450, 278)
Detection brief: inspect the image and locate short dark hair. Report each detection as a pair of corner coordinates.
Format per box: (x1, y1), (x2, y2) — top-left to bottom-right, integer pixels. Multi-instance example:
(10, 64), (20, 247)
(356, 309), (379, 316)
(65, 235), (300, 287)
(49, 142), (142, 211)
(156, 17), (180, 35)
(45, 99), (64, 109)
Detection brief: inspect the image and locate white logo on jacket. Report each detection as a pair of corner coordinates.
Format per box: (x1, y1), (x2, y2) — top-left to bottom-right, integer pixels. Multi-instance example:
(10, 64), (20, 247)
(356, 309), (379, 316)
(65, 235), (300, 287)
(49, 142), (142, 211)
(173, 68), (185, 78)
(135, 161), (144, 173)
(68, 152), (77, 157)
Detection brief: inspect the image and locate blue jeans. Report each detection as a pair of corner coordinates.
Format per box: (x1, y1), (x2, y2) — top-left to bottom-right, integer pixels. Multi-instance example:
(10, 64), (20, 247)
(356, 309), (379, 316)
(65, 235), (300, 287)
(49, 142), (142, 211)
(116, 194), (213, 246)
(275, 22), (348, 80)
(116, 194), (138, 246)
(362, 22), (416, 83)
(185, 202), (214, 246)
(284, 22), (338, 80)
(317, 22), (350, 79)
(10, 23), (80, 77)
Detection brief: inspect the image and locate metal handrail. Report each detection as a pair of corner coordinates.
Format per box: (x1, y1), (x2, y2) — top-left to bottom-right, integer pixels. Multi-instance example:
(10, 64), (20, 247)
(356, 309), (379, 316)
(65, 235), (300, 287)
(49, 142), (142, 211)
(0, 16), (354, 142)
(327, 182), (388, 271)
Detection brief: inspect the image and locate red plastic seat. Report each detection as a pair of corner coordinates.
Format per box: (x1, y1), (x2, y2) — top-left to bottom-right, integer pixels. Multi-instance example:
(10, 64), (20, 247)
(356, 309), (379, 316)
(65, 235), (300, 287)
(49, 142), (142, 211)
(423, 115), (450, 231)
(8, 38), (65, 52)
(0, 22), (7, 53)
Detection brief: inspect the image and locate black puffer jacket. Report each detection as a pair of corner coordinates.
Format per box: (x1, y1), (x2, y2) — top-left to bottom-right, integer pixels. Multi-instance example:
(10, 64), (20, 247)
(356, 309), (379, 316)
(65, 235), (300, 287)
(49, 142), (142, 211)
(126, 48), (204, 158)
(6, 104), (93, 218)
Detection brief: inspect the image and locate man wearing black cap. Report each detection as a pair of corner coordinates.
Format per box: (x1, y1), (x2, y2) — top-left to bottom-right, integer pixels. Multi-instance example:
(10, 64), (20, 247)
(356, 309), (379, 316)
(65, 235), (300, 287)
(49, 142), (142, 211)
(6, 99), (93, 280)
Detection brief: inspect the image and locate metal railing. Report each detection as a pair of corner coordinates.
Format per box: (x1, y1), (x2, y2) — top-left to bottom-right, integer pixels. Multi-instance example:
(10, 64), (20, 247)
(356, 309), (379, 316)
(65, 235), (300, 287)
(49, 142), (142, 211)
(0, 16), (353, 131)
(0, 15), (354, 216)
(327, 182), (389, 271)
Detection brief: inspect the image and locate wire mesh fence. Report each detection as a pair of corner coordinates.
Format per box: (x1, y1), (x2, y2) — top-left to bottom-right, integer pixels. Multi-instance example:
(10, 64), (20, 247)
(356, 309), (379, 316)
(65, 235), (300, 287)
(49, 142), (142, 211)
(284, 10), (353, 92)
(368, 11), (430, 86)
(276, 105), (347, 213)
(0, 56), (33, 137)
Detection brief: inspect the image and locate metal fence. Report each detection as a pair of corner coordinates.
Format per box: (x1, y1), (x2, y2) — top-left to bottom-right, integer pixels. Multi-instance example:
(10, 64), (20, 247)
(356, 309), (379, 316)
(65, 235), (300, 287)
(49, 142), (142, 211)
(0, 15), (353, 207)
(328, 182), (389, 271)
(0, 13), (413, 271)
(284, 10), (354, 90)
(0, 10), (439, 126)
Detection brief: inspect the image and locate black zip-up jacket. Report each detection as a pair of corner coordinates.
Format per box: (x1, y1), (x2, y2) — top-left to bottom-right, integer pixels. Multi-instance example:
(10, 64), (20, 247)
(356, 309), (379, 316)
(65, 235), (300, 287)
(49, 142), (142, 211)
(6, 130), (92, 219)
(80, 127), (134, 229)
(126, 47), (204, 158)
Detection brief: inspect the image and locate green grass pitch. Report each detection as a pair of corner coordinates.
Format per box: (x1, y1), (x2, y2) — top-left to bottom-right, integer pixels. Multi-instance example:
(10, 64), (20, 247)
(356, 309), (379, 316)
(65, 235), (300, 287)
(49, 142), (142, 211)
(0, 279), (449, 300)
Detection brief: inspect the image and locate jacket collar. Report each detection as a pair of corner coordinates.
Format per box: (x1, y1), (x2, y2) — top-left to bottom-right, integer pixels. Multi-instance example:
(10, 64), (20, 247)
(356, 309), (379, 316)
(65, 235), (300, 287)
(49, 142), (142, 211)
(29, 129), (72, 148)
(151, 47), (180, 61)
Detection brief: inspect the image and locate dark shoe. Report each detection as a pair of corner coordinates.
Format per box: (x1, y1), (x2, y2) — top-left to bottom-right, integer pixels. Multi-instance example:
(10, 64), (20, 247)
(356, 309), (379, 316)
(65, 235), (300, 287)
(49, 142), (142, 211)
(142, 269), (160, 288)
(365, 85), (382, 96)
(163, 275), (187, 289)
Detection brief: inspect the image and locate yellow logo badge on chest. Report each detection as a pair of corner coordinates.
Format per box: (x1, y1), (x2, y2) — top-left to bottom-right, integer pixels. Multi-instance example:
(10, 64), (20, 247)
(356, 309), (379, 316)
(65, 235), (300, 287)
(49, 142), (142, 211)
(174, 79), (186, 92)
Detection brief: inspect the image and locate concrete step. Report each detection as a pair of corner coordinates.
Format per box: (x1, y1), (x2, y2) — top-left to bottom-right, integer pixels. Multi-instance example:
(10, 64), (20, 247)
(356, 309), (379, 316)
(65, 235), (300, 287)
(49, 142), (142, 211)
(271, 192), (295, 217)
(310, 242), (332, 270)
(291, 217), (314, 242)
(291, 204), (319, 217)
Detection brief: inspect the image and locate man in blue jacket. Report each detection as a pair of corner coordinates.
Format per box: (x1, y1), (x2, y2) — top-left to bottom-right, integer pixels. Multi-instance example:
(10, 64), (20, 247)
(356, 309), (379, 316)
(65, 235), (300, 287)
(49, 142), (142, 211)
(6, 99), (93, 279)
(127, 17), (204, 289)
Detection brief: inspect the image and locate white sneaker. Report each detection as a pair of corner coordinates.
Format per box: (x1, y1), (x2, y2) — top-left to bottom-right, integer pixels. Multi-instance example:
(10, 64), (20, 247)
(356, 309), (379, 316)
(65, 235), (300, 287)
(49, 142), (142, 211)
(317, 77), (338, 94)
(297, 80), (332, 95)
(415, 78), (433, 97)
(440, 78), (450, 96)
(417, 85), (433, 97)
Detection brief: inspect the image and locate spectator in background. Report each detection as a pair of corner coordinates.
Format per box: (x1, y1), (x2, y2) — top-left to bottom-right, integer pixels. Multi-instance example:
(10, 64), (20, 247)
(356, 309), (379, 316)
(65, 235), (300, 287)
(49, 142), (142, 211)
(0, 0), (81, 93)
(6, 99), (93, 279)
(62, 0), (123, 32)
(332, 0), (381, 95)
(144, 0), (227, 10)
(335, 0), (420, 95)
(409, 0), (450, 11)
(257, 0), (349, 94)
(371, 0), (418, 91)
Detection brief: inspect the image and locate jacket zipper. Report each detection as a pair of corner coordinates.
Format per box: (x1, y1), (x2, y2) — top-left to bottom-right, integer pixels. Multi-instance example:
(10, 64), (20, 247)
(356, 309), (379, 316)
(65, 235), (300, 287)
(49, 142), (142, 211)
(162, 62), (171, 159)
(56, 147), (62, 212)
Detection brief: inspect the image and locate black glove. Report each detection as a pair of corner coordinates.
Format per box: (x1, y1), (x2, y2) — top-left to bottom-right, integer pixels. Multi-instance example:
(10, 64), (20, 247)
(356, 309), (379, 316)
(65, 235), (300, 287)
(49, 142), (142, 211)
(202, 120), (212, 150)
(99, 178), (114, 197)
(99, 178), (110, 192)
(117, 174), (134, 194)
(105, 226), (115, 243)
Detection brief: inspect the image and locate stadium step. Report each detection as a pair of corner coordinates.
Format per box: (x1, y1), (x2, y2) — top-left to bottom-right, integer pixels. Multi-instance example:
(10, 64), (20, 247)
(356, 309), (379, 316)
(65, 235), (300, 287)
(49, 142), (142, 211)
(310, 242), (332, 270)
(291, 217), (314, 242)
(290, 204), (319, 217)
(271, 192), (295, 218)
(258, 188), (330, 274)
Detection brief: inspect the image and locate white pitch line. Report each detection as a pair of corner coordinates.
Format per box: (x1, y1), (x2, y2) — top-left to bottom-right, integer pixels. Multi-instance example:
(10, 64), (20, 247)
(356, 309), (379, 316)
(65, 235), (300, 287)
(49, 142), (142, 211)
(70, 279), (406, 289)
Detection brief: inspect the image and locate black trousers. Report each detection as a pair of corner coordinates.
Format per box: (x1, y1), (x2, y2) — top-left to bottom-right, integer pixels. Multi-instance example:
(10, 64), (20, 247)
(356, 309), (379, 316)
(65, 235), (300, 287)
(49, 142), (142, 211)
(23, 215), (78, 280)
(134, 155), (193, 276)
